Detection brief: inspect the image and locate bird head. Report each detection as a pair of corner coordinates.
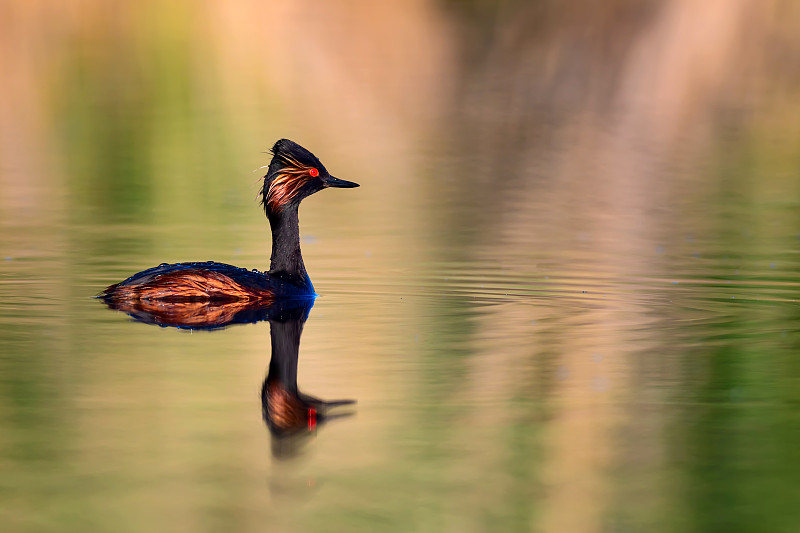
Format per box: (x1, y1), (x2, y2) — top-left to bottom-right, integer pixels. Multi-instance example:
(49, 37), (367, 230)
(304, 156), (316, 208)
(261, 139), (358, 214)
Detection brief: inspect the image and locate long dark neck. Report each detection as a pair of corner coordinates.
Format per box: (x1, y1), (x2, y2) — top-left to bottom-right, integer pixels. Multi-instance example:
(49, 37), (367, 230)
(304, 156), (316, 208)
(267, 206), (309, 286)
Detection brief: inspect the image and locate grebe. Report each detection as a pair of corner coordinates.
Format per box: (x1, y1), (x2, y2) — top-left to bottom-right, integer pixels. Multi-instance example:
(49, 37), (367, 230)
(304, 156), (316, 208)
(100, 139), (358, 303)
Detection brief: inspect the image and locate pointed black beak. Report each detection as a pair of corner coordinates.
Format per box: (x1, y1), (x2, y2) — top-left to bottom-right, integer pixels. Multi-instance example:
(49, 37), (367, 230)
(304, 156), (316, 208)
(323, 175), (359, 188)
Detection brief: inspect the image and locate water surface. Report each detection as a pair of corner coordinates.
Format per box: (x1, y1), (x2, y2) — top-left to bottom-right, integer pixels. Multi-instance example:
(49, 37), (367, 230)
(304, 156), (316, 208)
(2, 2), (800, 532)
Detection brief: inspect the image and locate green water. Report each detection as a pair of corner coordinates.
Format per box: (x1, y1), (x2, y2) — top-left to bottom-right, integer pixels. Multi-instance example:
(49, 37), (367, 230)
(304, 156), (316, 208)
(2, 2), (800, 532)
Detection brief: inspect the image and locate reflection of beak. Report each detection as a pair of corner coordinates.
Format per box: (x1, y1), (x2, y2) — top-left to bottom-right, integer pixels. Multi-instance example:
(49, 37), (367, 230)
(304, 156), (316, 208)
(323, 175), (360, 188)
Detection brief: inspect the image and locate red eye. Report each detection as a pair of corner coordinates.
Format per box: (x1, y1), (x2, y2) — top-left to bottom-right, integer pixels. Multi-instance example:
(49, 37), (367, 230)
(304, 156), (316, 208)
(308, 168), (319, 177)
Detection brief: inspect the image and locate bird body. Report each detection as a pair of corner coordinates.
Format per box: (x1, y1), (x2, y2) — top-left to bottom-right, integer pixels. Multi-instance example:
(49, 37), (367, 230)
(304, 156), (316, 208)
(100, 139), (357, 303)
(102, 261), (289, 302)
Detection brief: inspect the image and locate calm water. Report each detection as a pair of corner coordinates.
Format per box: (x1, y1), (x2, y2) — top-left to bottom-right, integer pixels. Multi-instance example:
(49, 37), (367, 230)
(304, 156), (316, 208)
(3, 2), (800, 532)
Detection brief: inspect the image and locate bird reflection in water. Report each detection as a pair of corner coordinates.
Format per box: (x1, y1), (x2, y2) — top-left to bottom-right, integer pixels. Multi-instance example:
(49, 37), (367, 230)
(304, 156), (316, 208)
(101, 296), (355, 458)
(262, 301), (356, 459)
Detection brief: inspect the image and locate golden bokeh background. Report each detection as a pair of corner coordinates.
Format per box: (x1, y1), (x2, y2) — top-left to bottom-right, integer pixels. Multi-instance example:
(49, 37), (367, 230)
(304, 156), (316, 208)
(2, 2), (800, 532)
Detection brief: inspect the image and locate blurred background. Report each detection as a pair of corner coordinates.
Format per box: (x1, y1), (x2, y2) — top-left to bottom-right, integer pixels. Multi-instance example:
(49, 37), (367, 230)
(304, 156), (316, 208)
(2, 1), (800, 532)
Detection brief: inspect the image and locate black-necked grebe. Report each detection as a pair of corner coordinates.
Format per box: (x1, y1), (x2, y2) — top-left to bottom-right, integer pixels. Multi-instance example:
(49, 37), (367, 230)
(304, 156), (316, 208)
(100, 139), (358, 303)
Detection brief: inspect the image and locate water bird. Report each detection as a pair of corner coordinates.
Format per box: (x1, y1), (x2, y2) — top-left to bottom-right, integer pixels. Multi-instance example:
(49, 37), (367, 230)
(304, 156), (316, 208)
(100, 139), (358, 303)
